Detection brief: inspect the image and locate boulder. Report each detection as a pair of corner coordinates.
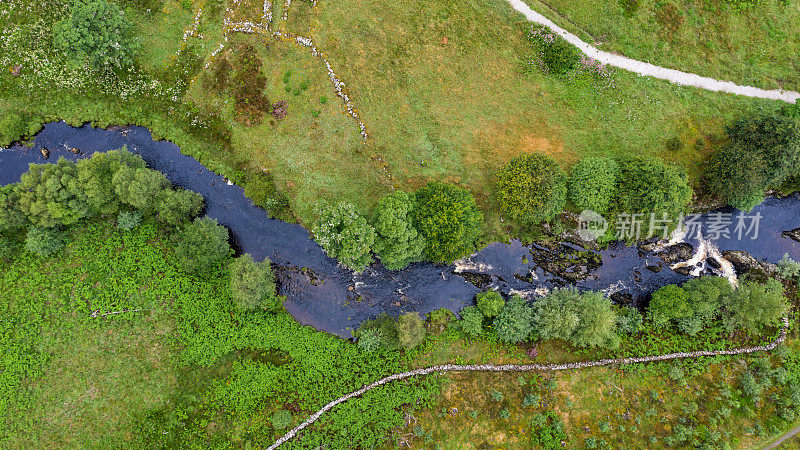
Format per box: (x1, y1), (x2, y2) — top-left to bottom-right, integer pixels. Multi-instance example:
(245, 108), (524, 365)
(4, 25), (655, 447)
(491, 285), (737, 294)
(784, 228), (800, 244)
(657, 243), (694, 263)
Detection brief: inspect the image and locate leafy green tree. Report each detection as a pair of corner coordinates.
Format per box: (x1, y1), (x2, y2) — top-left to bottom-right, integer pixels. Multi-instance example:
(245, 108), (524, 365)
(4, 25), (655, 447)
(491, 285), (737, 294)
(372, 192), (426, 270)
(681, 276), (731, 328)
(397, 312), (426, 350)
(568, 157), (618, 213)
(615, 156), (692, 218)
(112, 166), (170, 214)
(175, 217), (233, 277)
(532, 288), (581, 341)
(116, 210), (142, 231)
(156, 189), (204, 226)
(53, 0), (138, 68)
(648, 285), (692, 329)
(459, 305), (485, 337)
(706, 143), (769, 211)
(312, 202), (375, 272)
(24, 226), (68, 257)
(476, 289), (505, 318)
(0, 185), (27, 231)
(725, 112), (800, 185)
(496, 154), (567, 225)
(571, 291), (619, 348)
(17, 159), (89, 227)
(722, 279), (788, 332)
(493, 295), (535, 343)
(77, 149), (146, 215)
(0, 112), (43, 147)
(412, 182), (483, 264)
(229, 254), (283, 312)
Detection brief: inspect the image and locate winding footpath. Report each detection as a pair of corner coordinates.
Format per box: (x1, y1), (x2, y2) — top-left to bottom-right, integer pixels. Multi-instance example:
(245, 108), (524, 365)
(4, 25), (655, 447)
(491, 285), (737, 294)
(505, 0), (800, 103)
(267, 318), (788, 449)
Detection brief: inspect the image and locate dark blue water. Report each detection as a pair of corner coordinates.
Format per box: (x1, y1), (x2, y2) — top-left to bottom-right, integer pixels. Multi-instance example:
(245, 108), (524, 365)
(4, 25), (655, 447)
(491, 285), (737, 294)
(2, 123), (799, 336)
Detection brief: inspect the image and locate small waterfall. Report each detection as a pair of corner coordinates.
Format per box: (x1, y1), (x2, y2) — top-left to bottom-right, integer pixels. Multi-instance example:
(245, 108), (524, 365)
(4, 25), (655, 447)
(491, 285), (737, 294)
(453, 259), (494, 274)
(669, 233), (739, 286)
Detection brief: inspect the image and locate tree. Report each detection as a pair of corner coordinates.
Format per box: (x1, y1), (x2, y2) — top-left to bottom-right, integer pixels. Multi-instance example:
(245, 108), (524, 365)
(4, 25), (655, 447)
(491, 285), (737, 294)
(358, 329), (382, 352)
(725, 112), (800, 185)
(112, 166), (170, 214)
(682, 276), (731, 322)
(706, 143), (769, 211)
(615, 156), (692, 218)
(397, 312), (426, 350)
(532, 288), (581, 342)
(459, 305), (485, 337)
(372, 192), (426, 270)
(648, 285), (692, 329)
(77, 149), (146, 215)
(312, 202), (375, 272)
(117, 210), (142, 231)
(17, 159), (89, 227)
(571, 291), (619, 348)
(496, 154), (567, 225)
(0, 112), (42, 148)
(0, 185), (27, 231)
(229, 254), (283, 312)
(24, 226), (68, 257)
(156, 189), (204, 226)
(175, 217), (233, 277)
(476, 289), (505, 318)
(53, 0), (138, 68)
(493, 295), (535, 343)
(412, 182), (483, 264)
(568, 157), (618, 214)
(722, 279), (788, 332)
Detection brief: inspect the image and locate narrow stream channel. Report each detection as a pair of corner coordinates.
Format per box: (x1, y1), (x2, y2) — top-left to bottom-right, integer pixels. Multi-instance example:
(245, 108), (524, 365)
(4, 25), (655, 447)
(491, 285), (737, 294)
(2, 123), (799, 337)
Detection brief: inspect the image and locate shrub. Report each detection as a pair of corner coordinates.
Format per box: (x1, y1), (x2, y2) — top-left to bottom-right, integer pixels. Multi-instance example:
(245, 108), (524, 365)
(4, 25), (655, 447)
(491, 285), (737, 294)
(117, 211), (142, 231)
(617, 306), (644, 334)
(459, 305), (485, 337)
(24, 226), (68, 257)
(397, 312), (426, 350)
(0, 185), (28, 231)
(175, 217), (233, 277)
(490, 389), (504, 401)
(358, 329), (382, 352)
(706, 143), (768, 211)
(372, 192), (426, 270)
(721, 279), (788, 332)
(412, 182), (483, 264)
(615, 156), (692, 219)
(530, 411), (568, 449)
(499, 408), (511, 419)
(271, 410), (292, 430)
(493, 295), (535, 344)
(568, 157), (618, 214)
(527, 26), (580, 76)
(358, 314), (401, 351)
(229, 254), (283, 312)
(312, 202), (375, 272)
(648, 285), (692, 329)
(496, 154), (567, 225)
(427, 309), (455, 328)
(0, 235), (17, 261)
(53, 0), (138, 68)
(523, 393), (541, 407)
(156, 189), (204, 226)
(476, 290), (505, 318)
(778, 253), (800, 279)
(0, 112), (43, 147)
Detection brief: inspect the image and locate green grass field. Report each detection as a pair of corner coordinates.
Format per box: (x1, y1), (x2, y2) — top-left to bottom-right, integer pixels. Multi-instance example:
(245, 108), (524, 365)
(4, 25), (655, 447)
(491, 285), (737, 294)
(524, 0), (800, 92)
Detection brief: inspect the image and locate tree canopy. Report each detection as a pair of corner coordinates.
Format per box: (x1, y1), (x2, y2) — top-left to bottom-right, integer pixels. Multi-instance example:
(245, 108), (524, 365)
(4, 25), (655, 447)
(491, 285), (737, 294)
(175, 217), (233, 277)
(53, 0), (138, 68)
(568, 157), (619, 214)
(312, 202), (375, 272)
(615, 156), (692, 217)
(229, 254), (283, 312)
(412, 182), (483, 264)
(371, 192), (426, 270)
(496, 153), (567, 225)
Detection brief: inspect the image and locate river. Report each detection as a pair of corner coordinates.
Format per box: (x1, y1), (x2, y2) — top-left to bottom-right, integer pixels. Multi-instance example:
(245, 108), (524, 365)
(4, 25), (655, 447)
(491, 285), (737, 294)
(2, 123), (799, 337)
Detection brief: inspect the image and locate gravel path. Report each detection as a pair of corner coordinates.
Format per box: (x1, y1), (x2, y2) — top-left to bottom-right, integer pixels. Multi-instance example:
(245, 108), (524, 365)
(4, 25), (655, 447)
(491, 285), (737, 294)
(267, 319), (788, 449)
(505, 0), (800, 103)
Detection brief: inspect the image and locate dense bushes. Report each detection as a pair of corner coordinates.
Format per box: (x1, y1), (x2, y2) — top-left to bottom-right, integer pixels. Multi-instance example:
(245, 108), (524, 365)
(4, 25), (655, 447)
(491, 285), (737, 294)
(648, 276), (787, 335)
(568, 157), (618, 213)
(707, 112), (800, 210)
(476, 289), (505, 318)
(0, 112), (43, 148)
(532, 288), (620, 348)
(312, 202), (376, 272)
(175, 217), (233, 277)
(496, 154), (567, 225)
(24, 226), (67, 257)
(372, 192), (426, 270)
(412, 182), (483, 264)
(242, 171), (290, 218)
(229, 254), (283, 312)
(53, 0), (137, 68)
(615, 156), (692, 218)
(527, 26), (580, 76)
(357, 312), (427, 351)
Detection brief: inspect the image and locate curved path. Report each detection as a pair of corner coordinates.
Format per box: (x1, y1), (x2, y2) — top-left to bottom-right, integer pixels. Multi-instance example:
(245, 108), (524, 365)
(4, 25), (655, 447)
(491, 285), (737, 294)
(504, 0), (800, 103)
(267, 318), (788, 449)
